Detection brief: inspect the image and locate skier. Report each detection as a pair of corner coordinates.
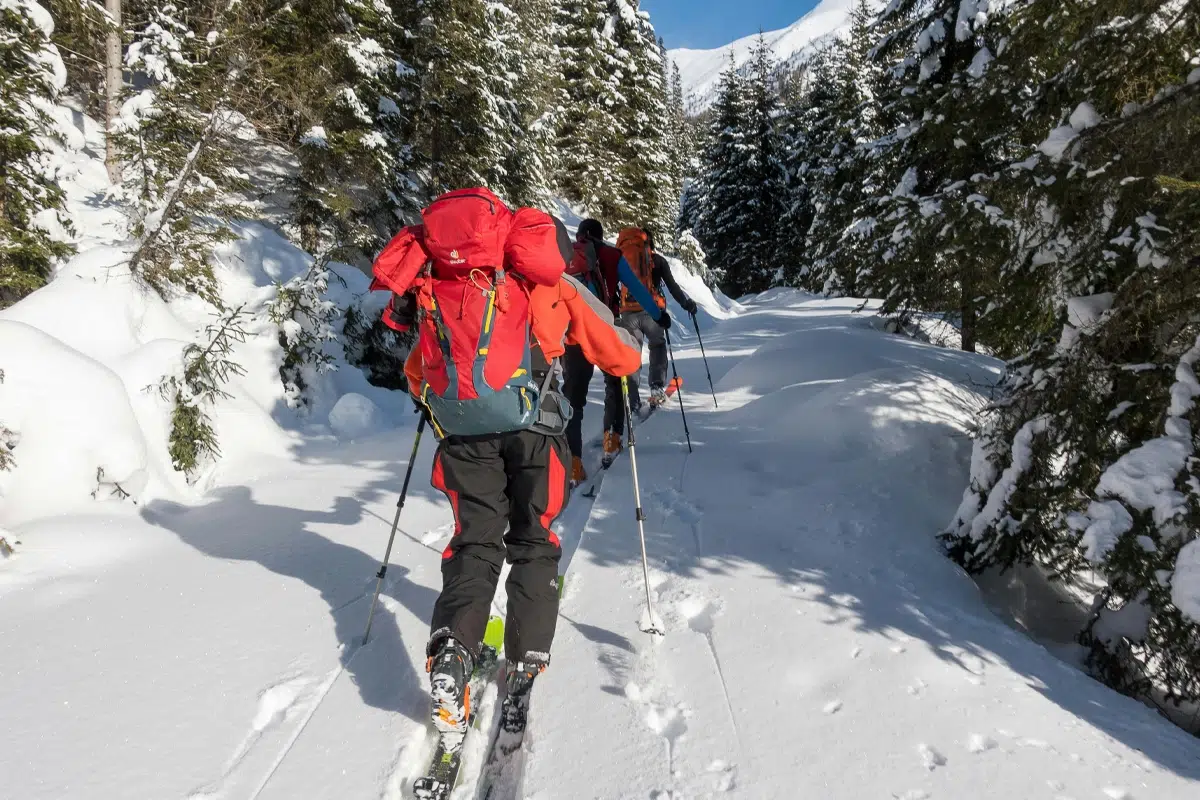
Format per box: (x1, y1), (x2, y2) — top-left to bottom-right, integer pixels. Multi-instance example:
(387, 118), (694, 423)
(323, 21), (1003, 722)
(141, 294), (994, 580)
(601, 227), (699, 464)
(562, 218), (668, 485)
(370, 189), (642, 744)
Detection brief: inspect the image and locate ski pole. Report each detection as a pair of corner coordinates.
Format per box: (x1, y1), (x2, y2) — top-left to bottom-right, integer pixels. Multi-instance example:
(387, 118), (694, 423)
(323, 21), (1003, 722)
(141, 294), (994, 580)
(363, 414), (427, 644)
(691, 312), (718, 410)
(664, 328), (693, 454)
(623, 376), (664, 637)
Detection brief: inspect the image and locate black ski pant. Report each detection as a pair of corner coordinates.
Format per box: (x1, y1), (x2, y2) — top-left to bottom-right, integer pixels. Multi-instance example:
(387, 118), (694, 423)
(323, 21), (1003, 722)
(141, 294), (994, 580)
(428, 429), (570, 666)
(603, 310), (667, 436)
(562, 344), (594, 460)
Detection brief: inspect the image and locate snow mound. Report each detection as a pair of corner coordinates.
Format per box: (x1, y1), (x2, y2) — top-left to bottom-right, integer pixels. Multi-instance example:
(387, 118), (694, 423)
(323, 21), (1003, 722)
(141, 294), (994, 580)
(661, 255), (742, 323)
(0, 320), (152, 524)
(328, 393), (387, 439)
(668, 0), (854, 113)
(0, 99), (412, 526)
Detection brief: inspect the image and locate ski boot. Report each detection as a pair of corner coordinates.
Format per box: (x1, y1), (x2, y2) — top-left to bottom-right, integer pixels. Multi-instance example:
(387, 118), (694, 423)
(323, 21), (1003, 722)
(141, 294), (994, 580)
(649, 386), (668, 408)
(427, 637), (474, 734)
(571, 455), (587, 486)
(499, 659), (545, 734)
(601, 430), (622, 469)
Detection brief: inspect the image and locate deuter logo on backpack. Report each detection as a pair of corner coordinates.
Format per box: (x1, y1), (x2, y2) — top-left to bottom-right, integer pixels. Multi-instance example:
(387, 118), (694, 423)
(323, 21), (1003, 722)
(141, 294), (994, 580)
(369, 188), (567, 437)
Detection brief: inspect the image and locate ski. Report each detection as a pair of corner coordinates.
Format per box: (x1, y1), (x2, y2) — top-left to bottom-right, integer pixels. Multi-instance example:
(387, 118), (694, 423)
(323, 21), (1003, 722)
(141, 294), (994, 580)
(477, 688), (527, 800)
(411, 617), (505, 800)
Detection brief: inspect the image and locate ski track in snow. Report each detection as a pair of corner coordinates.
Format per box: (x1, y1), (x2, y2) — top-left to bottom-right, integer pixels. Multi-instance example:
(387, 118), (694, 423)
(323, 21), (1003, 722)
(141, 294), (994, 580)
(189, 671), (330, 799)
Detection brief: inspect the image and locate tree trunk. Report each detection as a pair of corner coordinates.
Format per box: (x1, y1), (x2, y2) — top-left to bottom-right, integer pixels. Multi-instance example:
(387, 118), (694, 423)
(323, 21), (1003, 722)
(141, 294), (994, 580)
(104, 0), (122, 184)
(960, 263), (977, 353)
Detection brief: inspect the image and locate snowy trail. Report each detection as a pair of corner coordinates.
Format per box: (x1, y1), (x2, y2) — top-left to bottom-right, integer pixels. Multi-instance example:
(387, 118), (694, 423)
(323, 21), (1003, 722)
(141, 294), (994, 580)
(520, 292), (1200, 799)
(3, 291), (1200, 799)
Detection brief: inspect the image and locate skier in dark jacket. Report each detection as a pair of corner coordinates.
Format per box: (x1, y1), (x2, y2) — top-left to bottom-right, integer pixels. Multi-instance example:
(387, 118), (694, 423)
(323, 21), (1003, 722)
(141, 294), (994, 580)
(561, 218), (668, 484)
(601, 228), (698, 463)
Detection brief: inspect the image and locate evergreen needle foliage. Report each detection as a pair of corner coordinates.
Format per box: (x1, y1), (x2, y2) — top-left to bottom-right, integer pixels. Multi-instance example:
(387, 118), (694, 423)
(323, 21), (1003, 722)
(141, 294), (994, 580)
(1, 0), (73, 308)
(0, 368), (15, 472)
(156, 303), (250, 478)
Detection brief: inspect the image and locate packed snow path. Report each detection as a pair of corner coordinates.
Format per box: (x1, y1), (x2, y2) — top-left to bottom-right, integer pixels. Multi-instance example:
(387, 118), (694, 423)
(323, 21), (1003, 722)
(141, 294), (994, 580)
(3, 292), (1199, 799)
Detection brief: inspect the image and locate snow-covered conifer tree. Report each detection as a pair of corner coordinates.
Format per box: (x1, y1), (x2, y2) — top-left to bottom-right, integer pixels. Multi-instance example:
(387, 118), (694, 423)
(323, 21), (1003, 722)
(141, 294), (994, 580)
(555, 0), (626, 225)
(0, 0), (72, 308)
(941, 0), (1200, 712)
(694, 55), (757, 296)
(611, 3), (674, 234)
(116, 1), (260, 305)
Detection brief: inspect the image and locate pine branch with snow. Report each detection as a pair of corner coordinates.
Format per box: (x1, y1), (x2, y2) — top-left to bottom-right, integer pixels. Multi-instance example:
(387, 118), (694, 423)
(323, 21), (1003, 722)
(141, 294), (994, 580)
(341, 301), (412, 392)
(676, 228), (709, 282)
(157, 303), (250, 479)
(0, 368), (14, 472)
(266, 260), (340, 411)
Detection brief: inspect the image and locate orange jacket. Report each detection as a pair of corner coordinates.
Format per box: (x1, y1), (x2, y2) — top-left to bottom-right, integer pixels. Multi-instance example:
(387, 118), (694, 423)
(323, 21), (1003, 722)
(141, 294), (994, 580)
(405, 274), (641, 396)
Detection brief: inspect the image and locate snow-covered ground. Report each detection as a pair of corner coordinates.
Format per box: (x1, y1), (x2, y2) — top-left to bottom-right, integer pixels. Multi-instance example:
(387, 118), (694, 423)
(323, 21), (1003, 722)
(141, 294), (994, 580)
(668, 0), (854, 113)
(4, 261), (1199, 798)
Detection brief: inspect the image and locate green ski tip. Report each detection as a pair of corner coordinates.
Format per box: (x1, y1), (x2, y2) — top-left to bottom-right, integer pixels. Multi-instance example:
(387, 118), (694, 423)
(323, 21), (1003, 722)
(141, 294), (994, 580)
(483, 615), (505, 652)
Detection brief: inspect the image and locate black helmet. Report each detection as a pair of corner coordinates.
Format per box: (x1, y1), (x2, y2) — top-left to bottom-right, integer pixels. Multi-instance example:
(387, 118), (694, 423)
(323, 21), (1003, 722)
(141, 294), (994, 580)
(577, 218), (603, 242)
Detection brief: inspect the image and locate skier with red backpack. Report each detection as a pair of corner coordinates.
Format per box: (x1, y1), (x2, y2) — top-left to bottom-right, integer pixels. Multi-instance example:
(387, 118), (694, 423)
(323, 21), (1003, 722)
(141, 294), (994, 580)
(562, 218), (668, 484)
(601, 227), (698, 466)
(369, 189), (641, 774)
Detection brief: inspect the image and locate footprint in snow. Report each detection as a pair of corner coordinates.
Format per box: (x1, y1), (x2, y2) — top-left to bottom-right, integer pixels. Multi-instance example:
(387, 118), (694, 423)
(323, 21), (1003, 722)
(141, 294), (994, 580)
(966, 733), (997, 753)
(187, 674), (317, 799)
(822, 699), (843, 715)
(646, 702), (689, 743)
(251, 675), (315, 732)
(677, 595), (720, 636)
(918, 743), (946, 771)
(706, 760), (738, 792)
(1103, 789), (1131, 800)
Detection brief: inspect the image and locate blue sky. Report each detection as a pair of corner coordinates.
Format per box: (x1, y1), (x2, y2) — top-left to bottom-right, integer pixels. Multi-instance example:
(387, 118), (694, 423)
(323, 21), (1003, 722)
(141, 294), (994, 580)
(642, 0), (822, 50)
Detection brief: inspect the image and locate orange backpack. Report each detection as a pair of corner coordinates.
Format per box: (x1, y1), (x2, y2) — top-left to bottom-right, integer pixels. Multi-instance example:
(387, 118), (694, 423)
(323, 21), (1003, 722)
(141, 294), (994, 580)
(616, 228), (664, 312)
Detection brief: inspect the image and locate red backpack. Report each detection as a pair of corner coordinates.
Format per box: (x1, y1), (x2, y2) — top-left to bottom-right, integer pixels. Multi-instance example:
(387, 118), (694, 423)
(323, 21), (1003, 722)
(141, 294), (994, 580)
(370, 188), (565, 437)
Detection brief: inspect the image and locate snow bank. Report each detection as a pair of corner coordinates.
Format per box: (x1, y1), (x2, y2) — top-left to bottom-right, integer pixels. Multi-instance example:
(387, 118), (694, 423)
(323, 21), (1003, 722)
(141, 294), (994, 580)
(661, 255), (742, 325)
(0, 102), (410, 526)
(0, 321), (152, 524)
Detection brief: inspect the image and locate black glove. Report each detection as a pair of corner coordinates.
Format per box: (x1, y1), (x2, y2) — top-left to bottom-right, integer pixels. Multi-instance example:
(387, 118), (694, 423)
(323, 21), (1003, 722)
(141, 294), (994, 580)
(411, 394), (428, 418)
(658, 312), (672, 331)
(387, 292), (417, 331)
(683, 299), (698, 316)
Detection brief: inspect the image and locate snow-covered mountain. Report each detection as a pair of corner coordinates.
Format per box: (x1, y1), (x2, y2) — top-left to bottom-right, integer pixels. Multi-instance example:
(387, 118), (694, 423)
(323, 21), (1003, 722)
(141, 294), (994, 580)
(668, 0), (855, 113)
